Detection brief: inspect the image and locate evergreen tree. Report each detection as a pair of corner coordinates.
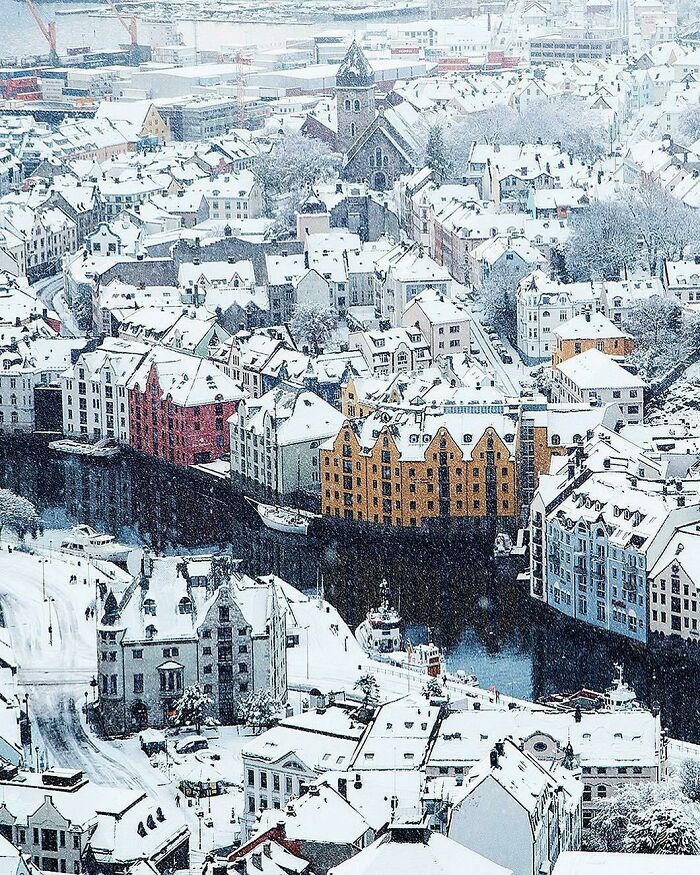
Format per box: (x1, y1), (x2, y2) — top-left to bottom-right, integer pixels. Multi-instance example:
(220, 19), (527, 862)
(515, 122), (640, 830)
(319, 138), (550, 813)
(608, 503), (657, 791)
(426, 125), (451, 180)
(173, 684), (211, 733)
(354, 672), (379, 709)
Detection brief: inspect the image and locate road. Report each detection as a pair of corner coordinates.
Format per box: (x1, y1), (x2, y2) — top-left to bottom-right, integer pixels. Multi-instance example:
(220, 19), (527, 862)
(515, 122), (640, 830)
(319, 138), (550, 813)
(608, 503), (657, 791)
(33, 274), (82, 338)
(469, 316), (524, 397)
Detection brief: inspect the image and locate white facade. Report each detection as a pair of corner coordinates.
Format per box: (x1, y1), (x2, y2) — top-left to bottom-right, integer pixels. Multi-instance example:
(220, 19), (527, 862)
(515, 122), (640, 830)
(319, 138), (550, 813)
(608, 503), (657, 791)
(348, 327), (432, 376)
(230, 383), (344, 495)
(552, 350), (645, 425)
(402, 289), (470, 361)
(61, 338), (149, 443)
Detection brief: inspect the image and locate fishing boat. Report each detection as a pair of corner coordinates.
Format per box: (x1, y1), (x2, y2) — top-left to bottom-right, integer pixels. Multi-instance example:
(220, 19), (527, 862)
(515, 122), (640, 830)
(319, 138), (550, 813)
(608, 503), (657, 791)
(48, 437), (120, 460)
(246, 497), (320, 536)
(59, 525), (131, 563)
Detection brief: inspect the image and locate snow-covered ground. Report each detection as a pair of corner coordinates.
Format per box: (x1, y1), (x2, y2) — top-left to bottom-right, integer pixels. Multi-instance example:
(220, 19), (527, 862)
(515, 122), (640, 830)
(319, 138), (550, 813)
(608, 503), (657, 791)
(0, 537), (550, 872)
(32, 274), (82, 339)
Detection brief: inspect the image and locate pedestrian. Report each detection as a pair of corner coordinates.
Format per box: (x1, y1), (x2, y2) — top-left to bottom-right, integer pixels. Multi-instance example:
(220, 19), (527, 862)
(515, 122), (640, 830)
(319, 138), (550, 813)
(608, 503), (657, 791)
(90, 608), (95, 619)
(85, 607), (90, 621)
(175, 793), (180, 808)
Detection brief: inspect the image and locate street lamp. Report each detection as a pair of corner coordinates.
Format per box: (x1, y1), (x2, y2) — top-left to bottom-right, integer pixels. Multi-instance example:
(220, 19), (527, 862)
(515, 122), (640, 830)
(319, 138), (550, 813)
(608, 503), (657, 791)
(84, 691), (89, 726)
(39, 558), (47, 600)
(45, 596), (55, 646)
(196, 809), (204, 850)
(34, 745), (39, 773)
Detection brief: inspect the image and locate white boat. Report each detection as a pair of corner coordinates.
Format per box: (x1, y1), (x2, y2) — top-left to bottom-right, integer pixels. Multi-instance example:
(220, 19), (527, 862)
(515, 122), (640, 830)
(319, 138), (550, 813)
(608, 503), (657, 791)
(355, 583), (452, 679)
(49, 438), (120, 460)
(355, 580), (403, 655)
(59, 525), (131, 563)
(246, 498), (320, 536)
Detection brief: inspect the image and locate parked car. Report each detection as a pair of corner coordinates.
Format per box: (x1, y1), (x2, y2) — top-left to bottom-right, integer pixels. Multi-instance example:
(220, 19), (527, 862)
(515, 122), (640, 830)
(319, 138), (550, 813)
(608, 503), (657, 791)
(175, 735), (209, 754)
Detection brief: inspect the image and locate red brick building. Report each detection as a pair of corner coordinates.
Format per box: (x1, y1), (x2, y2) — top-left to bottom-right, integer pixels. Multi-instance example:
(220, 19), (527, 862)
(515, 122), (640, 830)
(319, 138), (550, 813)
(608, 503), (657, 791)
(128, 349), (244, 467)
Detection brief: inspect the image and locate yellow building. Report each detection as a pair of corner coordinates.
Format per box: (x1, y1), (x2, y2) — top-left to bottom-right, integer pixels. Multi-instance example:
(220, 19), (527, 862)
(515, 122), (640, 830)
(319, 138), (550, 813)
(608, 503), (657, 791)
(321, 410), (518, 527)
(552, 311), (635, 368)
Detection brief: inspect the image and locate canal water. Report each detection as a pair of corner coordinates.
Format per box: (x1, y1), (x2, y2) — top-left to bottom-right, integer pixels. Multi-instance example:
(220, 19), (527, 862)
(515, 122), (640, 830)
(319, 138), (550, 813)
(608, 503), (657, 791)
(2, 436), (700, 742)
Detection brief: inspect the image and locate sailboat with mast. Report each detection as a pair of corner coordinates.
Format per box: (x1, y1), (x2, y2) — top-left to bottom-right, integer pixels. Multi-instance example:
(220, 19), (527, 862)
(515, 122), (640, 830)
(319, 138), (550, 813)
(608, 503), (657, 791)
(246, 392), (320, 535)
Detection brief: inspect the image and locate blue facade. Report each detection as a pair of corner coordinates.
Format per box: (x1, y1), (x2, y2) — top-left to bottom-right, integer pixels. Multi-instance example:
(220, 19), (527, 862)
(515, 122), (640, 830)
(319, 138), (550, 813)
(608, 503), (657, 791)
(546, 516), (647, 644)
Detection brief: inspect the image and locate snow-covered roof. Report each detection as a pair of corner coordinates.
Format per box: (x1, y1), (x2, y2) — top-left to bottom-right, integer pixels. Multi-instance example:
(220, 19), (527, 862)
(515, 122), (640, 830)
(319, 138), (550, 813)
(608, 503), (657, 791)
(555, 311), (631, 341)
(555, 349), (645, 390)
(327, 828), (511, 875)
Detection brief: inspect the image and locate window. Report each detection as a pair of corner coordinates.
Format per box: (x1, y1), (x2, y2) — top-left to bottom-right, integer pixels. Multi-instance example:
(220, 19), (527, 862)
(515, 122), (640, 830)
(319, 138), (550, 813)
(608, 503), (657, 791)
(133, 674), (144, 694)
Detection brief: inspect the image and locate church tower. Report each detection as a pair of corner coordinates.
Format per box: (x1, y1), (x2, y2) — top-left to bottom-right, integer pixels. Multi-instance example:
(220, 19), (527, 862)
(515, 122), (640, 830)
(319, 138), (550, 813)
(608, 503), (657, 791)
(335, 40), (376, 154)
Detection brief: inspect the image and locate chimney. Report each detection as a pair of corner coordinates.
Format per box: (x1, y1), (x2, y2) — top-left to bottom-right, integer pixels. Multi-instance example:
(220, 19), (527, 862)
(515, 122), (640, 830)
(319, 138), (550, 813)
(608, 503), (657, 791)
(232, 862), (246, 874)
(495, 741), (505, 757)
(354, 773), (362, 789)
(489, 747), (500, 769)
(585, 312), (590, 322)
(338, 777), (347, 798)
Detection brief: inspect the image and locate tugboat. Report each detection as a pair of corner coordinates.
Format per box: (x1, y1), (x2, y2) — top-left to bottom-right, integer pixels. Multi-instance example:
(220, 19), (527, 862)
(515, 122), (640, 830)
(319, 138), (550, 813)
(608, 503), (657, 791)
(355, 583), (455, 679)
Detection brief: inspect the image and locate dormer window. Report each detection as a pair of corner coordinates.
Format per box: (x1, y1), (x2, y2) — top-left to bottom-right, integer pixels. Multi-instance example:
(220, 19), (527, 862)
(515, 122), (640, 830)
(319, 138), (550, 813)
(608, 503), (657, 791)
(144, 599), (156, 616)
(179, 597), (192, 615)
(145, 624), (157, 639)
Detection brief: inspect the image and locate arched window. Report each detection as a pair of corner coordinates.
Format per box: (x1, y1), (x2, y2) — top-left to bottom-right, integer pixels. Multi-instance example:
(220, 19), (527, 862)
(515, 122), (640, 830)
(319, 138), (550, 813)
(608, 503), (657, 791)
(353, 99), (360, 112)
(375, 146), (383, 166)
(344, 99), (351, 111)
(551, 434), (561, 446)
(145, 624), (157, 639)
(178, 597), (192, 615)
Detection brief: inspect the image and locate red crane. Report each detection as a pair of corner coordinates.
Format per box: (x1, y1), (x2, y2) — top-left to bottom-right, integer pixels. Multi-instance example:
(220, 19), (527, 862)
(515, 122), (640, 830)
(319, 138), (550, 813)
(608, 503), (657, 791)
(104, 0), (140, 63)
(25, 0), (59, 66)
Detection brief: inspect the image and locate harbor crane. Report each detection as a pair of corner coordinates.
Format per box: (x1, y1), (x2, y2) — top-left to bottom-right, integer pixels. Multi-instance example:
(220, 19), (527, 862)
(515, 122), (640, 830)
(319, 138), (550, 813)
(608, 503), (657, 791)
(25, 0), (59, 66)
(103, 0), (140, 65)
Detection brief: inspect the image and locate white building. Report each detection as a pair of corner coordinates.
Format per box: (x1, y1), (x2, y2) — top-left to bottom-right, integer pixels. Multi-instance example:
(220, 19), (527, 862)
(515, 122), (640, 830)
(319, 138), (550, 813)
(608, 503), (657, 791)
(229, 382), (344, 495)
(97, 554), (287, 734)
(349, 327), (432, 376)
(0, 338), (84, 433)
(61, 338), (149, 443)
(374, 242), (451, 328)
(401, 288), (470, 361)
(445, 739), (582, 875)
(241, 704), (364, 839)
(516, 271), (600, 365)
(551, 350), (645, 425)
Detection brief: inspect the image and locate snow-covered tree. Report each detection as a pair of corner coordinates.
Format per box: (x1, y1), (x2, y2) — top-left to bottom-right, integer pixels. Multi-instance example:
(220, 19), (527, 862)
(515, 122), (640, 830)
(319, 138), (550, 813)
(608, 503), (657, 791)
(476, 262), (528, 340)
(290, 303), (337, 354)
(173, 684), (211, 733)
(679, 758), (700, 802)
(679, 107), (700, 142)
(354, 672), (379, 709)
(625, 296), (683, 349)
(624, 296), (685, 380)
(0, 489), (40, 543)
(588, 782), (679, 852)
(255, 132), (340, 218)
(623, 802), (700, 855)
(565, 200), (640, 280)
(624, 183), (700, 275)
(425, 125), (451, 181)
(422, 676), (444, 699)
(236, 688), (280, 733)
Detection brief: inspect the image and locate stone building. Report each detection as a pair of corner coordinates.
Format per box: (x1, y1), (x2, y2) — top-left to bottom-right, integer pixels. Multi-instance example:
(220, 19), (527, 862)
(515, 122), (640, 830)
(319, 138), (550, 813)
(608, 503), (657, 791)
(335, 42), (376, 154)
(97, 554), (287, 735)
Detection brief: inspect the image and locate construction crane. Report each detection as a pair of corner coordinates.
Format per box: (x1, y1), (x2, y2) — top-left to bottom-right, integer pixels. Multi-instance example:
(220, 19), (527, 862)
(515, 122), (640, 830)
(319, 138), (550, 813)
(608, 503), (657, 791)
(103, 0), (140, 65)
(25, 0), (59, 66)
